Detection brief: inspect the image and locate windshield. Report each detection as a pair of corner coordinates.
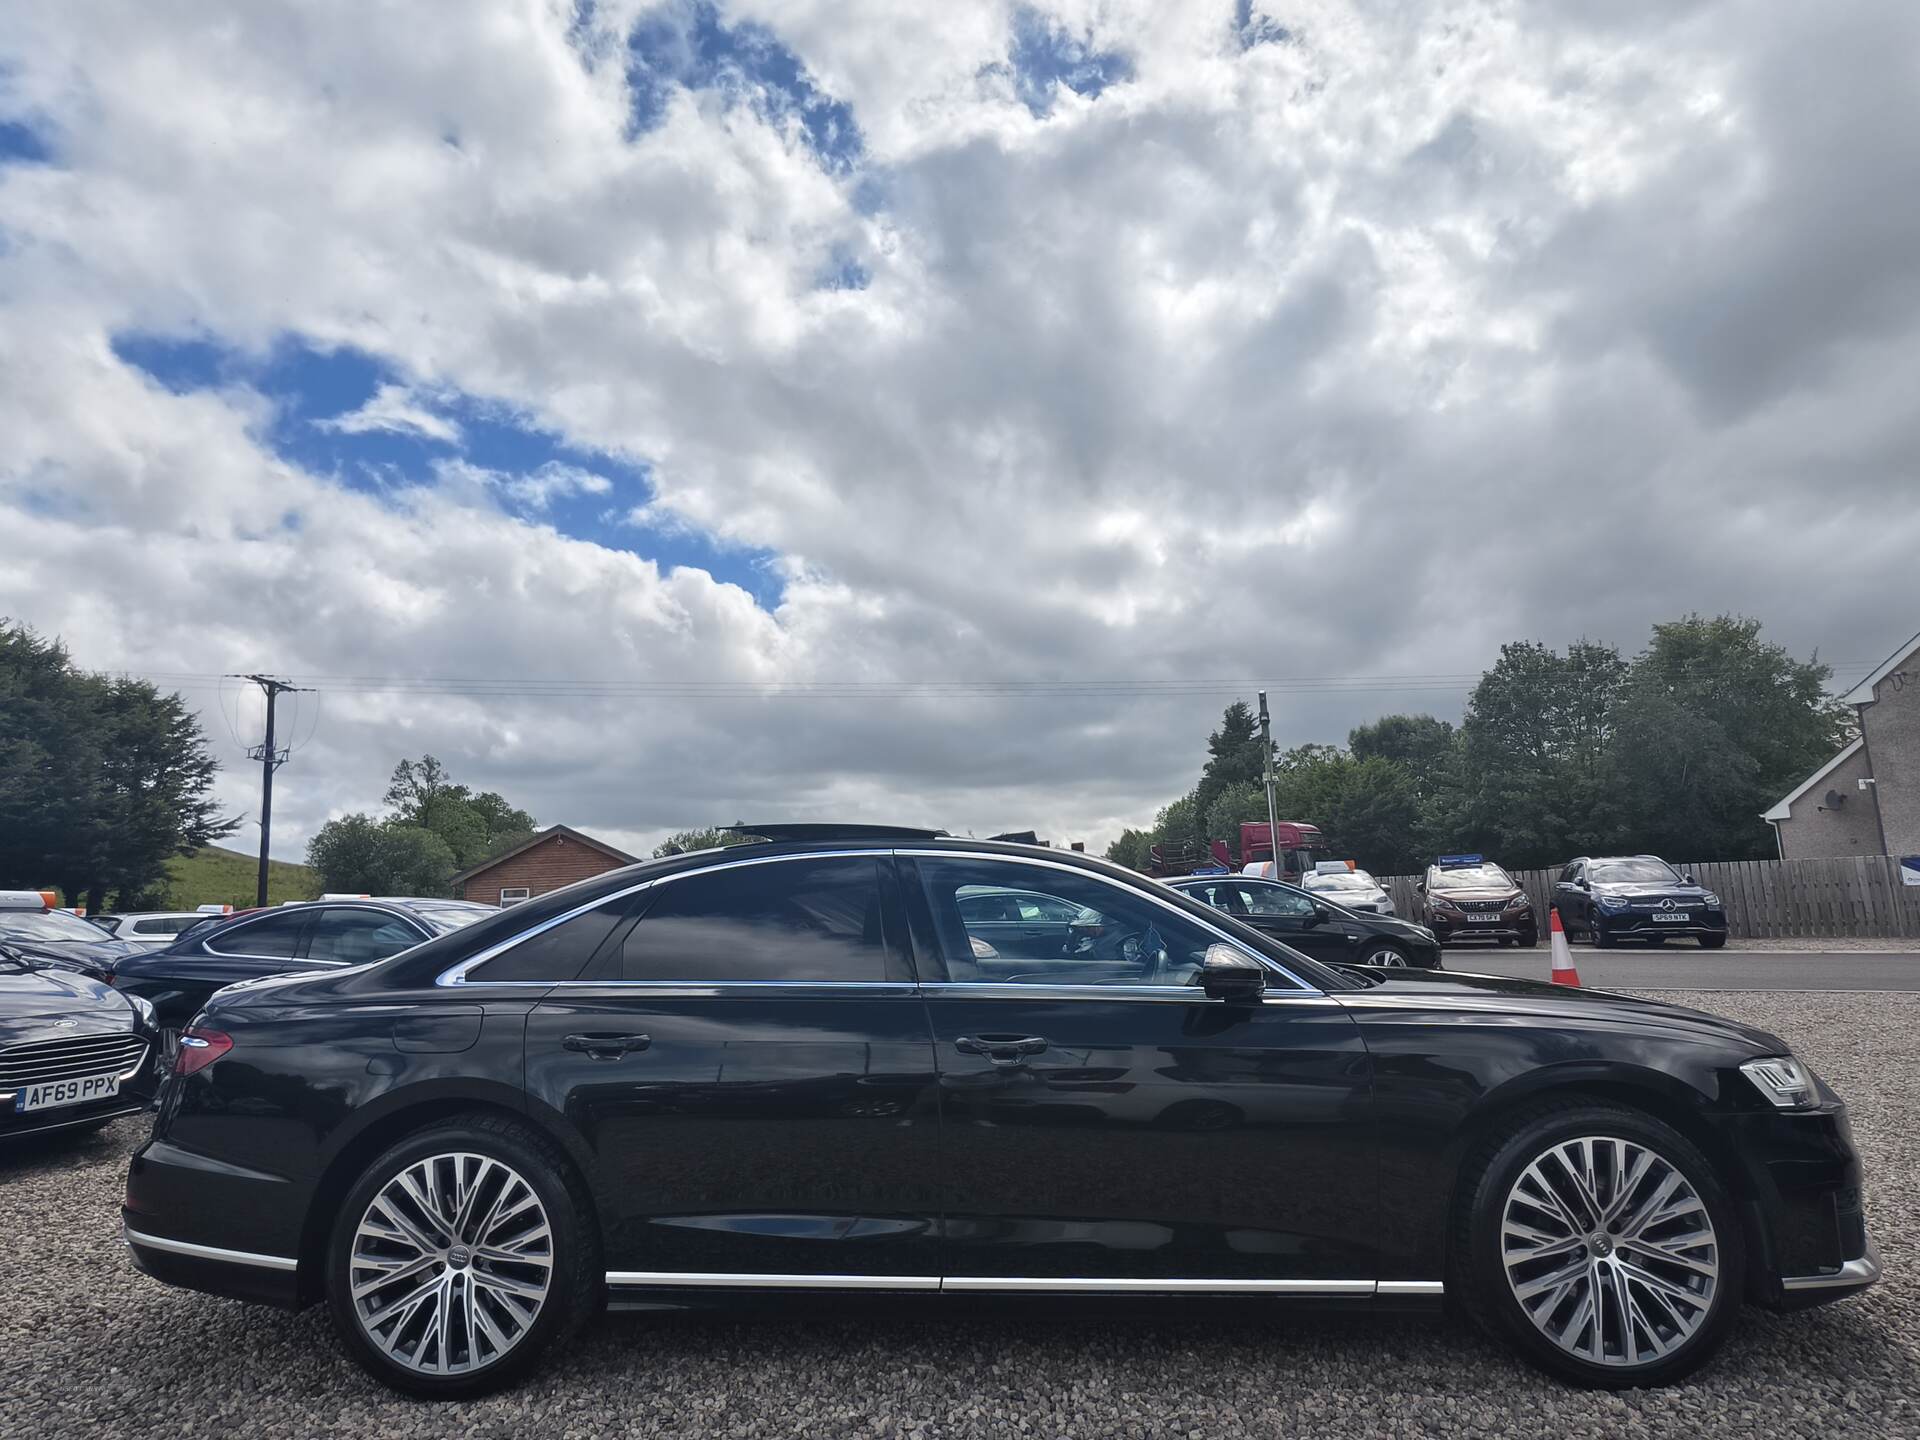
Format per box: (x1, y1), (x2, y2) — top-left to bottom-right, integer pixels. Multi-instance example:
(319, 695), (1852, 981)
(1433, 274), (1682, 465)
(1307, 872), (1374, 891)
(1429, 864), (1513, 890)
(1588, 858), (1683, 885)
(0, 909), (110, 942)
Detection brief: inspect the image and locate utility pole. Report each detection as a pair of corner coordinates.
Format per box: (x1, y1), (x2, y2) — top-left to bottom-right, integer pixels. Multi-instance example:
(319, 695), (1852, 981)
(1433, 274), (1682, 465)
(1258, 689), (1283, 881)
(231, 674), (312, 907)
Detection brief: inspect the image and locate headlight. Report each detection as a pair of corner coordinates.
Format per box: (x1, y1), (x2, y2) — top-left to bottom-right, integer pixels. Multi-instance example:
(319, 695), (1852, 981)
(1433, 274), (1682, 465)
(1508, 894), (1531, 910)
(1429, 896), (1457, 911)
(1702, 892), (1722, 908)
(126, 992), (156, 1027)
(1741, 1056), (1817, 1109)
(1597, 893), (1630, 911)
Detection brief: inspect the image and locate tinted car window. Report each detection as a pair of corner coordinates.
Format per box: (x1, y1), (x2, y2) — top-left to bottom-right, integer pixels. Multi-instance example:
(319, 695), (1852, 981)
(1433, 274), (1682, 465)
(134, 916), (197, 936)
(618, 857), (889, 983)
(306, 909), (425, 965)
(204, 910), (308, 958)
(467, 897), (632, 983)
(921, 858), (1227, 987)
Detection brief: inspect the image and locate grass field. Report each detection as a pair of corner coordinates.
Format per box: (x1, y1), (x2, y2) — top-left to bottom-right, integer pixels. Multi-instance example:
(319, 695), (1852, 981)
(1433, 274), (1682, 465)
(160, 845), (317, 908)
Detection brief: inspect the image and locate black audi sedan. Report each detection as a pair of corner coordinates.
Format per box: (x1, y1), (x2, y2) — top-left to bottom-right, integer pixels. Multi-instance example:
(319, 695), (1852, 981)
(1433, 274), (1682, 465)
(2, 943), (163, 1142)
(1166, 873), (1442, 968)
(1552, 857), (1730, 949)
(121, 828), (1876, 1397)
(111, 896), (494, 1036)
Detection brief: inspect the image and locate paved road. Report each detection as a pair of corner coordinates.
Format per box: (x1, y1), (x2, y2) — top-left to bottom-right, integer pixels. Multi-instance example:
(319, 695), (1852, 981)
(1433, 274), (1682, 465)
(1445, 946), (1920, 991)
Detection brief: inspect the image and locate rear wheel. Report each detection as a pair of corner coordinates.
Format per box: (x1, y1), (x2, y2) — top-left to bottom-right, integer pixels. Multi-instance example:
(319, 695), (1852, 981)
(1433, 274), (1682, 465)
(326, 1113), (597, 1398)
(1454, 1099), (1743, 1388)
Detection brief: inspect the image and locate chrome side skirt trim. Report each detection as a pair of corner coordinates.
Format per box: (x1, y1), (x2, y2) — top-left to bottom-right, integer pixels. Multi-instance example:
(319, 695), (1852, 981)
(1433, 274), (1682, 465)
(607, 1270), (940, 1291)
(1782, 1242), (1882, 1292)
(604, 1270), (1439, 1299)
(122, 1221), (299, 1272)
(940, 1276), (1373, 1295)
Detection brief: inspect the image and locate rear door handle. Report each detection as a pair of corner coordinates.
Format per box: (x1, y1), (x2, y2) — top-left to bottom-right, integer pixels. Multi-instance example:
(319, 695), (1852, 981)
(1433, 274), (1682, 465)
(955, 1034), (1049, 1067)
(563, 1032), (651, 1060)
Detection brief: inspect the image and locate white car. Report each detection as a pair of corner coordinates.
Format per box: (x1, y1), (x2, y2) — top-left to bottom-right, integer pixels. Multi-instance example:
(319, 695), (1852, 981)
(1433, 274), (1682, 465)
(1302, 867), (1395, 915)
(88, 911), (217, 948)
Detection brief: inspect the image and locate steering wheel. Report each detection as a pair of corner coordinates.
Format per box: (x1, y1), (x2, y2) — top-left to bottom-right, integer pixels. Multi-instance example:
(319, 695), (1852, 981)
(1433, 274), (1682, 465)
(1118, 926), (1167, 984)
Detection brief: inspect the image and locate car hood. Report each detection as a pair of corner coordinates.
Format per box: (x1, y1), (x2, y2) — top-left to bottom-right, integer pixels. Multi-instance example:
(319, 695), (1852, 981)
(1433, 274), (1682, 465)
(1333, 965), (1785, 1054)
(0, 963), (137, 1043)
(1428, 886), (1522, 902)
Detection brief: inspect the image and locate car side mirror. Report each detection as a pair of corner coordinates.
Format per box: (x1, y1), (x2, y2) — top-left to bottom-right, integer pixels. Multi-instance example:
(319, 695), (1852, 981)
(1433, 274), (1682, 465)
(1201, 943), (1265, 1001)
(1683, 873), (1697, 886)
(1309, 901), (1333, 924)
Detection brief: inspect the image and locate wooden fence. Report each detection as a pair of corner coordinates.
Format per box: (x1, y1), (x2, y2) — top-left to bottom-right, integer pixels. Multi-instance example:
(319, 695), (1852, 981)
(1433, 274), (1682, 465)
(1379, 855), (1920, 939)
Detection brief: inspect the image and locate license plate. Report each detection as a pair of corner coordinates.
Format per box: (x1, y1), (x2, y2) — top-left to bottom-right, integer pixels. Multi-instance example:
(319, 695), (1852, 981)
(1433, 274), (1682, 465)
(14, 1072), (121, 1112)
(1651, 911), (1689, 924)
(1469, 914), (1501, 924)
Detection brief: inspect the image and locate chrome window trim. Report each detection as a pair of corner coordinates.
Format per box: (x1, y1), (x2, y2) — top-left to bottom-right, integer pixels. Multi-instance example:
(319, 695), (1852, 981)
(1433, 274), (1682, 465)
(122, 1221), (299, 1272)
(436, 850), (882, 987)
(200, 902), (429, 966)
(917, 982), (1338, 1006)
(601, 1270), (1436, 1298)
(895, 848), (1321, 995)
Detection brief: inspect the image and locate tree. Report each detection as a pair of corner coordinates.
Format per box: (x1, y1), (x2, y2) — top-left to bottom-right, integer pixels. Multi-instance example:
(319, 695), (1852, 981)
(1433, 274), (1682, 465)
(384, 754), (538, 868)
(1194, 701), (1267, 828)
(652, 828), (758, 857)
(0, 621), (235, 905)
(307, 815), (458, 897)
(1604, 615), (1849, 860)
(1104, 827), (1152, 870)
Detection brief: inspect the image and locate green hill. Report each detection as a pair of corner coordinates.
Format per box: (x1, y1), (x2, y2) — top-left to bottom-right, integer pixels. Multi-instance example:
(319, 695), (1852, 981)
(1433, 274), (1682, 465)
(162, 845), (317, 909)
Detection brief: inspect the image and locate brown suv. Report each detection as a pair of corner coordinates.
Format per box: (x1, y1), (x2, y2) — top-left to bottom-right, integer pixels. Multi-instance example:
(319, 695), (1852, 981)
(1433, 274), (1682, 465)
(1417, 855), (1536, 947)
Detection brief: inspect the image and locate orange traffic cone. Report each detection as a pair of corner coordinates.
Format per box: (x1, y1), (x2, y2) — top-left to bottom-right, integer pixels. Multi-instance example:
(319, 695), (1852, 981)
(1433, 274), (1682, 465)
(1549, 907), (1581, 987)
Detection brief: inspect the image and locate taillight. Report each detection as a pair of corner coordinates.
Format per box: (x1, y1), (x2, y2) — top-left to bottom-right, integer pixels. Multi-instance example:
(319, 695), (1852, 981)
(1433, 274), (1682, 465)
(173, 1028), (233, 1076)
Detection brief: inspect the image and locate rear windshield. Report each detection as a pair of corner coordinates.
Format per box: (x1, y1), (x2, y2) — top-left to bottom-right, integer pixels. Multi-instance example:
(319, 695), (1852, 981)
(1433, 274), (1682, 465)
(1307, 872), (1374, 891)
(0, 910), (108, 942)
(1429, 864), (1513, 890)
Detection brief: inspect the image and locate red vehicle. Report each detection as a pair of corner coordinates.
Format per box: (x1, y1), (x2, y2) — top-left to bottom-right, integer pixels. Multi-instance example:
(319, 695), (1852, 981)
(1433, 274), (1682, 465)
(1146, 822), (1325, 882)
(1237, 821), (1325, 885)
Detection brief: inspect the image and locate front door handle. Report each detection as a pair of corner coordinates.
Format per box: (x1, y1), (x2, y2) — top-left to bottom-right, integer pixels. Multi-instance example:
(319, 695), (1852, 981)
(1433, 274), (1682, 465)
(563, 1032), (651, 1060)
(955, 1034), (1049, 1067)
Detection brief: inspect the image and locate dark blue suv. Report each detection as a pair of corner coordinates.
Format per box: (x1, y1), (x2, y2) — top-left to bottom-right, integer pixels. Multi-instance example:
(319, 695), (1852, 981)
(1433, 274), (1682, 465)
(1552, 856), (1730, 949)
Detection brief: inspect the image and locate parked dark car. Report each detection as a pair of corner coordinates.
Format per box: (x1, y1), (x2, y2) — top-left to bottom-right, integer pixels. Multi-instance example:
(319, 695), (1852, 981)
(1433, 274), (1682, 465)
(0, 892), (145, 980)
(121, 828), (1874, 1396)
(2, 943), (163, 1142)
(111, 897), (493, 1035)
(1167, 874), (1442, 968)
(1553, 857), (1730, 949)
(1416, 855), (1538, 948)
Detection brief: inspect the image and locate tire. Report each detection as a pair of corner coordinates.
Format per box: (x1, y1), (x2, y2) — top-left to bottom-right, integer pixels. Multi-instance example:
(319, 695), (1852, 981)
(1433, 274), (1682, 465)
(1518, 929), (1538, 949)
(326, 1112), (599, 1399)
(1452, 1098), (1744, 1389)
(1698, 934), (1727, 950)
(1357, 942), (1411, 968)
(1593, 923), (1617, 950)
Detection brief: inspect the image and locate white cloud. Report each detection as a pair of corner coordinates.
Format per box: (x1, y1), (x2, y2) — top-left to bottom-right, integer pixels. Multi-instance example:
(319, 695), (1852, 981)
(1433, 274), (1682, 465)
(1, 0), (1917, 859)
(316, 383), (463, 445)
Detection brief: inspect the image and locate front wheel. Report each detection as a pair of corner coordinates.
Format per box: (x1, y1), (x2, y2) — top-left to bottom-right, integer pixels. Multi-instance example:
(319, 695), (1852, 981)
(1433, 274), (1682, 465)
(327, 1113), (598, 1398)
(1455, 1100), (1744, 1388)
(1357, 942), (1411, 968)
(1593, 923), (1617, 949)
(1698, 933), (1727, 950)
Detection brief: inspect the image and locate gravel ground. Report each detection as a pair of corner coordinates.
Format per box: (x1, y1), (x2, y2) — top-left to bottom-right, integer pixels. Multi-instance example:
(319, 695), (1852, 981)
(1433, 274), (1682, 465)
(1, 991), (1913, 1439)
(1717, 938), (1920, 953)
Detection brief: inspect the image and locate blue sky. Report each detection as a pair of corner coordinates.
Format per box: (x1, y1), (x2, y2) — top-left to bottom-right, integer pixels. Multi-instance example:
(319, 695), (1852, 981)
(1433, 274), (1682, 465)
(111, 332), (785, 606)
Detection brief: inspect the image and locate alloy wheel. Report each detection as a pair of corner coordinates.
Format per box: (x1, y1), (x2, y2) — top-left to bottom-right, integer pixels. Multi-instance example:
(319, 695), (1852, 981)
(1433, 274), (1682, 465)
(348, 1152), (553, 1376)
(1500, 1135), (1718, 1368)
(1362, 946), (1407, 967)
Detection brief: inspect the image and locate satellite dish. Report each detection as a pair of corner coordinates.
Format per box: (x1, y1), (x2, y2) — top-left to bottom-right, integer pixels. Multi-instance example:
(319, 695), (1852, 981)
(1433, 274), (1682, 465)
(1824, 788), (1847, 809)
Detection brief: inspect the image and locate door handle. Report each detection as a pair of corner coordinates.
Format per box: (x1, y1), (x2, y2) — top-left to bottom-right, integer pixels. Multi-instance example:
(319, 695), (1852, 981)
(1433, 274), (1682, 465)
(563, 1032), (651, 1060)
(955, 1034), (1049, 1067)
